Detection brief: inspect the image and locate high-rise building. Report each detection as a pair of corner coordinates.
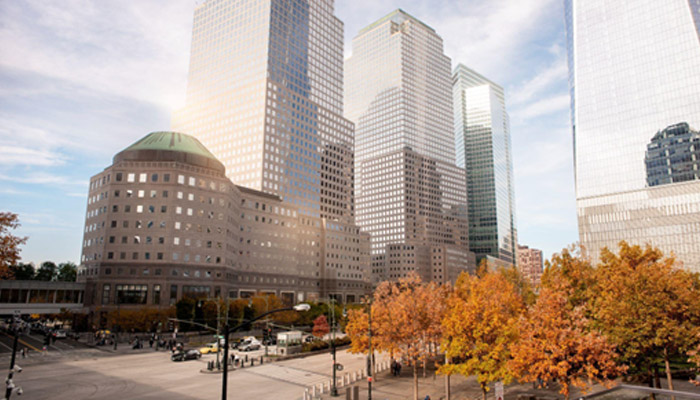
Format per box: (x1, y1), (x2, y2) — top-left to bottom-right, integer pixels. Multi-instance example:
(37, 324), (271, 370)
(345, 10), (475, 284)
(645, 122), (700, 187)
(565, 0), (700, 272)
(517, 244), (543, 288)
(452, 64), (518, 266)
(172, 0), (369, 298)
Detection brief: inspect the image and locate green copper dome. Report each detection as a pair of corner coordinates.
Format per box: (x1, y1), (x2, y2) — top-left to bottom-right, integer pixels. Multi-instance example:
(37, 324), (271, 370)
(114, 131), (225, 173)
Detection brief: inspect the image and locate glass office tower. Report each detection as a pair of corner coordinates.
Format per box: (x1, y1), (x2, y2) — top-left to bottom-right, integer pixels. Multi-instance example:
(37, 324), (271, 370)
(453, 64), (517, 266)
(346, 10), (475, 284)
(566, 0), (700, 272)
(173, 0), (370, 300)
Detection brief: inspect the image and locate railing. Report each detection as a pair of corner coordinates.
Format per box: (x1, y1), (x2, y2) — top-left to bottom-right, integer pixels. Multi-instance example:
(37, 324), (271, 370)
(578, 383), (700, 399)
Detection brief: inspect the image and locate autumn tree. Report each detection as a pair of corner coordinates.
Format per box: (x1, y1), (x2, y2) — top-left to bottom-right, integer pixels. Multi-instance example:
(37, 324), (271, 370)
(57, 262), (77, 281)
(345, 308), (369, 354)
(312, 315), (330, 338)
(510, 286), (626, 399)
(540, 245), (595, 310)
(346, 274), (448, 400)
(0, 212), (28, 279)
(9, 262), (35, 280)
(440, 269), (524, 400)
(593, 242), (700, 392)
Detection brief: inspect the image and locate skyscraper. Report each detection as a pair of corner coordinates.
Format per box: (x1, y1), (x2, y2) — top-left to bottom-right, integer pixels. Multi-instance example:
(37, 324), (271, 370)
(452, 64), (518, 266)
(345, 10), (475, 284)
(566, 0), (700, 272)
(172, 0), (370, 300)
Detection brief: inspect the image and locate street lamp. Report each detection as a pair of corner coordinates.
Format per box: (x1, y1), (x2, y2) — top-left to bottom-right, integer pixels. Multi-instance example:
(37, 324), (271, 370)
(361, 295), (373, 400)
(220, 303), (310, 400)
(4, 319), (23, 400)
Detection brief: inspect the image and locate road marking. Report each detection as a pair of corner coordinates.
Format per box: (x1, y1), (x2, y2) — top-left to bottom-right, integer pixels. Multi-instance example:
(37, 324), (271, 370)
(0, 331), (42, 352)
(0, 340), (13, 352)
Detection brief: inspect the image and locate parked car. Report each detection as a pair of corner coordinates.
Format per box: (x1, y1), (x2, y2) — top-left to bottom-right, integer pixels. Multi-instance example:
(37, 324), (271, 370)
(53, 329), (67, 339)
(199, 342), (220, 354)
(171, 349), (202, 362)
(230, 338), (245, 350)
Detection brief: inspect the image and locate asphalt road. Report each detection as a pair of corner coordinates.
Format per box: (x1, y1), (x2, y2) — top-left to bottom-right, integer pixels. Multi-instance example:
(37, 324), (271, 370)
(0, 330), (88, 355)
(11, 348), (383, 400)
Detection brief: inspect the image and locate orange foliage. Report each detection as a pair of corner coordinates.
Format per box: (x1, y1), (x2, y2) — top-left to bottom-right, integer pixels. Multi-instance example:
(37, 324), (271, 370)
(440, 269), (524, 400)
(509, 287), (625, 400)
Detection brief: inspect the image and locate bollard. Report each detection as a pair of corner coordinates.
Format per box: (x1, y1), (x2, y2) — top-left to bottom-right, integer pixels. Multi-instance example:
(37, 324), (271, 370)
(346, 387), (352, 400)
(312, 385), (317, 397)
(320, 383), (325, 394)
(251, 358), (255, 367)
(260, 355), (264, 365)
(345, 373), (349, 385)
(352, 385), (359, 400)
(245, 354), (249, 362)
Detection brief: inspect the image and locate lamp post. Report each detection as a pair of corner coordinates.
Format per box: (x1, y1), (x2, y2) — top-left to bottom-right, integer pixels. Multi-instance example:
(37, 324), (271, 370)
(221, 303), (310, 400)
(327, 298), (338, 397)
(361, 296), (373, 400)
(4, 319), (22, 399)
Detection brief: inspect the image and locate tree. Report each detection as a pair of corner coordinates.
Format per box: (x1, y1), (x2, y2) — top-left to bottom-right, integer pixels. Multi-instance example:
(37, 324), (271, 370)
(312, 315), (330, 338)
(57, 262), (77, 281)
(345, 274), (448, 400)
(0, 212), (28, 278)
(440, 269), (524, 400)
(593, 242), (700, 392)
(510, 287), (626, 399)
(9, 262), (35, 280)
(540, 245), (595, 310)
(35, 261), (58, 281)
(346, 308), (369, 354)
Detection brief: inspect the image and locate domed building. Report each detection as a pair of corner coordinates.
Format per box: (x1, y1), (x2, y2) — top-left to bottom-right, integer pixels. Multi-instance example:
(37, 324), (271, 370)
(79, 132), (370, 323)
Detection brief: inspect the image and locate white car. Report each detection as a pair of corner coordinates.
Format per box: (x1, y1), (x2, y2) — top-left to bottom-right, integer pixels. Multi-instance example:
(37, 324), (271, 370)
(54, 330), (67, 339)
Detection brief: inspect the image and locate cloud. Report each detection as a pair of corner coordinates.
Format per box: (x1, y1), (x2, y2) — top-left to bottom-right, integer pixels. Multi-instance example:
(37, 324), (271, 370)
(0, 145), (66, 167)
(0, 172), (87, 187)
(509, 57), (568, 106)
(0, 0), (193, 111)
(512, 93), (570, 121)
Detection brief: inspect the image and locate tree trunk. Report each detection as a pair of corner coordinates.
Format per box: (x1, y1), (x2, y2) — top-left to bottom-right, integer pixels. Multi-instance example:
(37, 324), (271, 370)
(413, 363), (419, 400)
(663, 347), (675, 399)
(482, 387), (487, 400)
(647, 368), (656, 400)
(423, 357), (427, 378)
(445, 373), (451, 400)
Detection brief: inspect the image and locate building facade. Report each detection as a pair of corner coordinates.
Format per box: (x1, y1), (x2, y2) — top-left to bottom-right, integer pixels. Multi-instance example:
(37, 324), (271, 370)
(453, 64), (518, 266)
(516, 245), (543, 288)
(566, 0), (700, 272)
(645, 122), (700, 187)
(171, 0), (369, 294)
(345, 10), (475, 284)
(78, 132), (371, 318)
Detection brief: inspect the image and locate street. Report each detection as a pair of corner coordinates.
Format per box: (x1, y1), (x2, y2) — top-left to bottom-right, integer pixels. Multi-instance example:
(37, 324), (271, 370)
(11, 347), (378, 400)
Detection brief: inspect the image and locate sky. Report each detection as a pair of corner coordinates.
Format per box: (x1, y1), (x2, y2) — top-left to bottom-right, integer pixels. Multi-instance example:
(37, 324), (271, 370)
(0, 0), (576, 266)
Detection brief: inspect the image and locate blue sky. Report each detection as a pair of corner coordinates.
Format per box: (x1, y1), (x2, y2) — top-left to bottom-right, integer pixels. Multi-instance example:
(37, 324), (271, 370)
(0, 0), (576, 266)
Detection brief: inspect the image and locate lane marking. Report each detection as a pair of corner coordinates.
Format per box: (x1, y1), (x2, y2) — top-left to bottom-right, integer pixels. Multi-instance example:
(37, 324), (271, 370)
(0, 331), (42, 352)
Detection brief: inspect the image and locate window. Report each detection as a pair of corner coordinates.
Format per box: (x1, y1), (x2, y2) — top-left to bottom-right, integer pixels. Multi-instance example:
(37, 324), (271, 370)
(162, 190), (168, 198)
(151, 173), (158, 182)
(125, 205), (131, 213)
(153, 285), (161, 305)
(178, 175), (185, 184)
(127, 173), (135, 182)
(107, 252), (114, 259)
(164, 174), (170, 182)
(150, 190), (157, 198)
(161, 206), (167, 213)
(102, 284), (111, 305)
(157, 252), (163, 260)
(109, 236), (115, 243)
(116, 284), (147, 304)
(132, 252), (138, 259)
(114, 190), (120, 197)
(138, 190), (144, 198)
(139, 173), (147, 183)
(116, 173), (123, 182)
(170, 285), (177, 305)
(188, 177), (195, 186)
(182, 285), (210, 299)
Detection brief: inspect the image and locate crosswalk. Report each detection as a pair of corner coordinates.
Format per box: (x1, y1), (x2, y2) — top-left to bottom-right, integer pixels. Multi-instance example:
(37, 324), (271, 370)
(241, 364), (330, 387)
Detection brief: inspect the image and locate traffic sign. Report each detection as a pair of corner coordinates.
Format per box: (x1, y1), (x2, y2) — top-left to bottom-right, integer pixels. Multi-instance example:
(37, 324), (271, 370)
(335, 364), (343, 371)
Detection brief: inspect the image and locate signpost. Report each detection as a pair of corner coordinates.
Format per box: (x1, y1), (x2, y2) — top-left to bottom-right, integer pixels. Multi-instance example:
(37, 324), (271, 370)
(495, 381), (504, 400)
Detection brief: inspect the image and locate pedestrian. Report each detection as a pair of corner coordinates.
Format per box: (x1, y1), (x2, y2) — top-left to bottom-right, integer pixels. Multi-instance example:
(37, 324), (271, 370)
(396, 361), (402, 376)
(424, 395), (431, 400)
(21, 347), (27, 359)
(391, 360), (396, 376)
(149, 336), (154, 348)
